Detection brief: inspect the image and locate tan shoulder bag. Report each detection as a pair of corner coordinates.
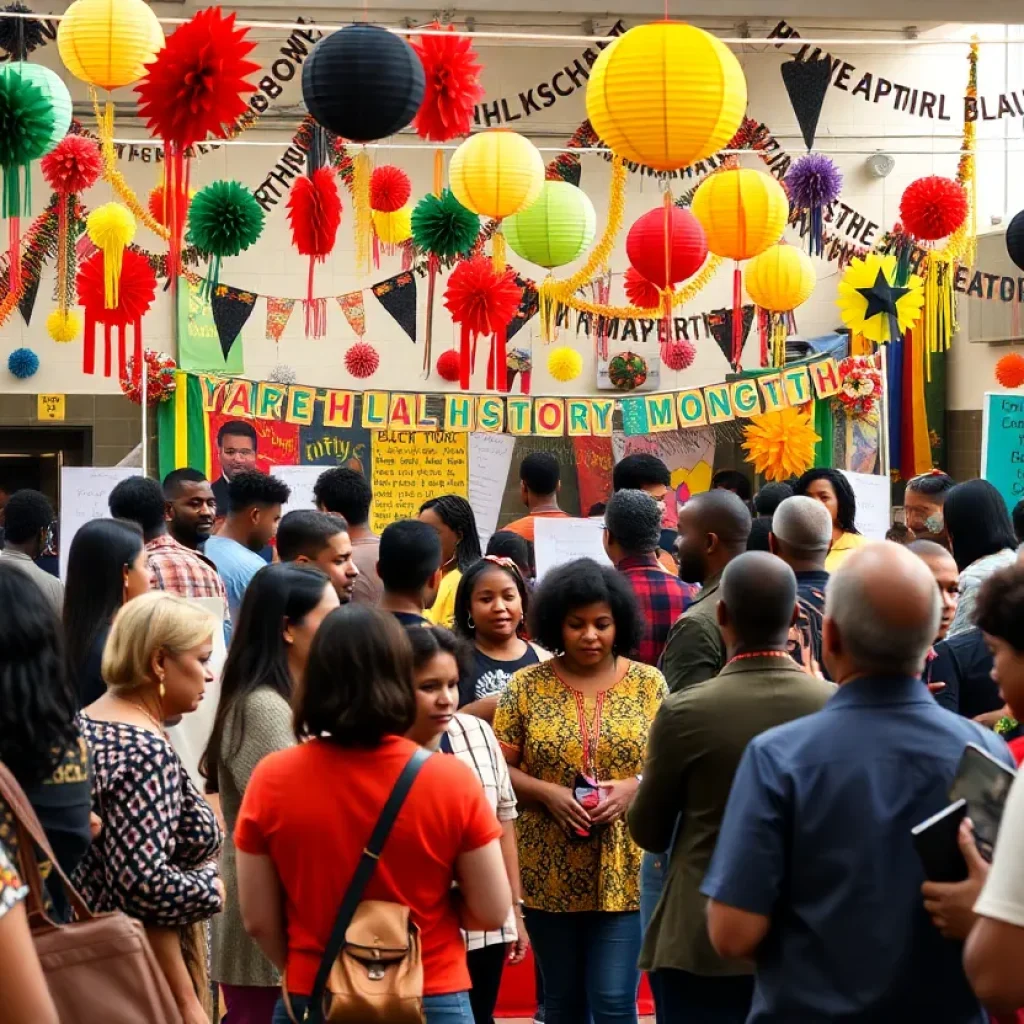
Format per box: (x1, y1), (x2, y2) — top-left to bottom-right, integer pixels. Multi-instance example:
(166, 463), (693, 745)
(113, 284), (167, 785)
(285, 747), (430, 1024)
(0, 761), (184, 1024)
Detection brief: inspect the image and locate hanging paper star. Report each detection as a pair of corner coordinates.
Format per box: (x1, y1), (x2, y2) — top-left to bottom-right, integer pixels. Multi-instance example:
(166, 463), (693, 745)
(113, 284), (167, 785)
(856, 268), (909, 321)
(836, 253), (924, 344)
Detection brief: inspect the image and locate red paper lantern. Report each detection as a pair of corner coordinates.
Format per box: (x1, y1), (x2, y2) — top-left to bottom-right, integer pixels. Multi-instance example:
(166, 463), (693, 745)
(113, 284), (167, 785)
(345, 341), (380, 379)
(436, 348), (461, 382)
(626, 206), (707, 289)
(662, 340), (696, 372)
(623, 266), (662, 310)
(41, 135), (101, 194)
(995, 352), (1024, 389)
(371, 165), (412, 213)
(900, 176), (969, 242)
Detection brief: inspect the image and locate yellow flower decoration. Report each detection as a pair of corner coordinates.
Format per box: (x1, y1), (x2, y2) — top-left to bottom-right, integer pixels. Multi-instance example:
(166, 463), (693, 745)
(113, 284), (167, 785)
(47, 308), (80, 343)
(742, 407), (820, 482)
(836, 253), (924, 344)
(547, 345), (583, 382)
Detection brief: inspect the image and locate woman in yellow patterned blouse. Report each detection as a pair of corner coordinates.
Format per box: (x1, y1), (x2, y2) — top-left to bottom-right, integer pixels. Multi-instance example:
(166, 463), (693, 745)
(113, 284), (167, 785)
(494, 558), (666, 1024)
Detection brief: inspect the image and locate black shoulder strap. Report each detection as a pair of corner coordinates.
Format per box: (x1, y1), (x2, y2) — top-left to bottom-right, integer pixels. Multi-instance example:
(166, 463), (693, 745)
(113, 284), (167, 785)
(305, 746), (432, 1024)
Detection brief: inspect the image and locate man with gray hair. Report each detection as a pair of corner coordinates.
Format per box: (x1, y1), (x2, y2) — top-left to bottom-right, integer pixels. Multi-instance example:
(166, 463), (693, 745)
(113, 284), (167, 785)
(603, 488), (696, 668)
(702, 543), (1013, 1024)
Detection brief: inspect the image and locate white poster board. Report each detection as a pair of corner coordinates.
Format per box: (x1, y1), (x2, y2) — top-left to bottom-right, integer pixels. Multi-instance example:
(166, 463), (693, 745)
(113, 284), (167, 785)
(534, 517), (611, 580)
(469, 433), (516, 550)
(268, 465), (324, 515)
(59, 467), (136, 580)
(840, 470), (891, 541)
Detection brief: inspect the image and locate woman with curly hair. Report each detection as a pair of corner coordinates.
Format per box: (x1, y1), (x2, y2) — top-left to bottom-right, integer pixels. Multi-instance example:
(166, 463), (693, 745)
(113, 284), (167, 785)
(493, 558), (666, 1024)
(794, 467), (867, 572)
(420, 494), (482, 629)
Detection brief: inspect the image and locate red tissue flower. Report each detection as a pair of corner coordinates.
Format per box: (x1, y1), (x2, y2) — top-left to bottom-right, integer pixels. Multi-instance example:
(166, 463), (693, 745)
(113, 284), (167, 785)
(900, 176), (969, 242)
(41, 135), (101, 194)
(77, 248), (157, 326)
(287, 167), (342, 259)
(411, 24), (484, 142)
(345, 342), (380, 379)
(371, 165), (412, 213)
(623, 266), (662, 310)
(662, 340), (696, 372)
(436, 347), (461, 381)
(995, 352), (1024, 390)
(444, 255), (523, 338)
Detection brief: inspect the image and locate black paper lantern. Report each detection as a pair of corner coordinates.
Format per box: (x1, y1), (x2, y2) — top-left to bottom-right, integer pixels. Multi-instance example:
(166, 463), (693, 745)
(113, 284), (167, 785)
(1007, 210), (1024, 272)
(302, 25), (425, 143)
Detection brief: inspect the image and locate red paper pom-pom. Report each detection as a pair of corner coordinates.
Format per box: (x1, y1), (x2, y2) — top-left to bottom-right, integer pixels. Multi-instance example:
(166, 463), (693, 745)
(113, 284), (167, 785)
(287, 167), (342, 258)
(135, 7), (260, 149)
(345, 342), (380, 379)
(436, 348), (461, 382)
(444, 255), (523, 337)
(995, 352), (1024, 389)
(77, 249), (157, 326)
(120, 350), (178, 405)
(371, 165), (412, 213)
(41, 135), (102, 195)
(662, 340), (696, 372)
(623, 267), (662, 310)
(900, 176), (969, 242)
(411, 23), (485, 142)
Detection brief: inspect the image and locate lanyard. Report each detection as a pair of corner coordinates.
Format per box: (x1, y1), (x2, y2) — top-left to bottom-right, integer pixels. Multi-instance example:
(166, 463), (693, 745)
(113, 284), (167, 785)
(439, 732), (453, 755)
(571, 690), (606, 779)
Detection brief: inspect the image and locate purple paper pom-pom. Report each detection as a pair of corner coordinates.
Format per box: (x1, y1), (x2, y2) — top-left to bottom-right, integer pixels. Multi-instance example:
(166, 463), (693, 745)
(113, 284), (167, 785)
(785, 154), (843, 210)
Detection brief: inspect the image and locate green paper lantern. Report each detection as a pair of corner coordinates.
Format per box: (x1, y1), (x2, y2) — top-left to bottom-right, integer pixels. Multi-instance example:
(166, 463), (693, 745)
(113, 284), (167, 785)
(504, 180), (596, 269)
(0, 63), (55, 217)
(3, 63), (72, 154)
(187, 180), (265, 297)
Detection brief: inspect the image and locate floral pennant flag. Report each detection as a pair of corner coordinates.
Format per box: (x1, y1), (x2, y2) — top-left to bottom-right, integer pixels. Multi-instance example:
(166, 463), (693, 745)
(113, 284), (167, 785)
(265, 296), (296, 342)
(337, 291), (366, 337)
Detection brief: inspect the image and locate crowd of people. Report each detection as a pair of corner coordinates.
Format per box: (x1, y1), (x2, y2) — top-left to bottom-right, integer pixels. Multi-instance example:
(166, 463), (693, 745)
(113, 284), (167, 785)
(2, 430), (1024, 1024)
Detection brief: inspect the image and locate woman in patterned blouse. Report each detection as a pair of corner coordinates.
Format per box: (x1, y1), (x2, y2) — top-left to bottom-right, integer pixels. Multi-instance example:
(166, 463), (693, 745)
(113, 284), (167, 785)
(74, 592), (224, 1024)
(494, 558), (667, 1024)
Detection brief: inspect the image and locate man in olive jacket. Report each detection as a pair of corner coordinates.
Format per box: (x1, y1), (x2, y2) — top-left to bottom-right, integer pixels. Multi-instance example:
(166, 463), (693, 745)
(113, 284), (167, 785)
(629, 551), (834, 1024)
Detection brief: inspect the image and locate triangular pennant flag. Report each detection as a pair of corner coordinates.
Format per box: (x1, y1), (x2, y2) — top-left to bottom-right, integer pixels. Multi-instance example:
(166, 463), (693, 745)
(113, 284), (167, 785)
(707, 304), (755, 368)
(337, 290), (366, 337)
(211, 285), (256, 361)
(371, 272), (416, 344)
(18, 273), (40, 326)
(507, 276), (539, 341)
(781, 56), (832, 151)
(265, 296), (296, 342)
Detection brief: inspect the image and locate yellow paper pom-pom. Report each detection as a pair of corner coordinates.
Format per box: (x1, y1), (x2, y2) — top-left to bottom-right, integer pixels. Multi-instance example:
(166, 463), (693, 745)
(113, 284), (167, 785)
(87, 202), (136, 309)
(372, 206), (413, 246)
(742, 407), (820, 483)
(47, 308), (81, 343)
(547, 345), (583, 382)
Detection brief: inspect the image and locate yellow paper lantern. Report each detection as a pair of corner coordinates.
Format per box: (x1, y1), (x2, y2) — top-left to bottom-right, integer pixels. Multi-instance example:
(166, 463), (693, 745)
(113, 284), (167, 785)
(58, 0), (164, 91)
(691, 169), (789, 261)
(586, 23), (747, 173)
(744, 244), (816, 312)
(449, 130), (545, 221)
(373, 206), (413, 246)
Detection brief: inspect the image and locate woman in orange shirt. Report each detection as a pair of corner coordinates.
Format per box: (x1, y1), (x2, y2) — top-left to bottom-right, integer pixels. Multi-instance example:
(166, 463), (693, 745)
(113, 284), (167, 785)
(234, 605), (512, 1024)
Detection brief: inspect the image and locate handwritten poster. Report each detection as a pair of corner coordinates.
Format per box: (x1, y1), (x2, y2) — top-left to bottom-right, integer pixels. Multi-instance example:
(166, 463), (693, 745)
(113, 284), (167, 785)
(269, 465), (325, 515)
(982, 392), (1024, 510)
(369, 431), (469, 534)
(469, 433), (516, 549)
(534, 517), (611, 579)
(840, 470), (891, 541)
(59, 467), (136, 579)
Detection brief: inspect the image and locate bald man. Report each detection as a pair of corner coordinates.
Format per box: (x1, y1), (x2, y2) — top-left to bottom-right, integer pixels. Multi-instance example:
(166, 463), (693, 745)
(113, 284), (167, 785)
(630, 553), (832, 1024)
(661, 490), (752, 695)
(703, 544), (1013, 1024)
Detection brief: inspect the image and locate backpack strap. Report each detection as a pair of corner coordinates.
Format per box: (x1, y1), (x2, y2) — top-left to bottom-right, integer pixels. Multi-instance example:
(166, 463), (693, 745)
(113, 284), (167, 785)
(304, 746), (432, 1024)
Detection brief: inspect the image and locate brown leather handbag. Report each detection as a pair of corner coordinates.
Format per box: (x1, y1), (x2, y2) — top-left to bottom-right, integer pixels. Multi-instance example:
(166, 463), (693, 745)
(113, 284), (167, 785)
(0, 761), (184, 1024)
(286, 747), (430, 1024)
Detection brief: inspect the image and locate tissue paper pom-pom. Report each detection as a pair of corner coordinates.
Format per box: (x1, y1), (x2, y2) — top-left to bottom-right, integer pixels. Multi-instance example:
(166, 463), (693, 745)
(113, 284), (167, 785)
(41, 135), (102, 194)
(371, 165), (411, 213)
(7, 347), (39, 378)
(547, 346), (582, 382)
(411, 189), (479, 259)
(47, 308), (80, 342)
(268, 363), (297, 385)
(608, 351), (648, 391)
(662, 340), (696, 371)
(119, 349), (177, 405)
(148, 184), (196, 228)
(995, 352), (1024, 389)
(742, 407), (820, 482)
(345, 342), (380, 379)
(0, 3), (47, 59)
(86, 202), (135, 251)
(444, 255), (522, 337)
(188, 180), (265, 257)
(623, 267), (662, 310)
(900, 176), (968, 242)
(410, 24), (484, 143)
(436, 348), (461, 382)
(77, 248), (157, 326)
(785, 153), (843, 210)
(287, 167), (342, 258)
(0, 65), (54, 169)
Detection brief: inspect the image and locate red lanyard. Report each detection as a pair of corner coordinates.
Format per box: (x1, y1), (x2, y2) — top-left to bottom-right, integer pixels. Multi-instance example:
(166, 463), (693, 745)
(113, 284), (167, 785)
(571, 690), (606, 779)
(726, 650), (792, 666)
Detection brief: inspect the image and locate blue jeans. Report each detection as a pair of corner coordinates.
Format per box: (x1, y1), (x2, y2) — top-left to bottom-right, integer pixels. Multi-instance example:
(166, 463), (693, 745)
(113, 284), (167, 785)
(273, 991), (473, 1024)
(524, 910), (641, 1024)
(639, 851), (667, 1024)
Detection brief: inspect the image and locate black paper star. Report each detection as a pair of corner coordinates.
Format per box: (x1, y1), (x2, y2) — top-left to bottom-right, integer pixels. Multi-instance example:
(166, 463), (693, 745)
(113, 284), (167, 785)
(857, 268), (909, 321)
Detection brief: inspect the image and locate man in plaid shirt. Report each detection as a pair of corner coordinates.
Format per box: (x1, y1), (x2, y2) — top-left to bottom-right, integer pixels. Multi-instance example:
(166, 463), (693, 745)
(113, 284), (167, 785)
(603, 489), (696, 667)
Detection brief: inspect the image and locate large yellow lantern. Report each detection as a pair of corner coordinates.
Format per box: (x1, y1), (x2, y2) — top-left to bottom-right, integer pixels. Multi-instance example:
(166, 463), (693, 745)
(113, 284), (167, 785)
(449, 130), (545, 221)
(586, 23), (747, 173)
(745, 243), (817, 367)
(691, 169), (789, 261)
(58, 0), (164, 91)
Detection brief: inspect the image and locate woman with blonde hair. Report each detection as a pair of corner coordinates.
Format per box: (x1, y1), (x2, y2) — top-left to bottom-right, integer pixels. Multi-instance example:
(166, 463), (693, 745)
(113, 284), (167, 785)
(73, 591), (224, 1024)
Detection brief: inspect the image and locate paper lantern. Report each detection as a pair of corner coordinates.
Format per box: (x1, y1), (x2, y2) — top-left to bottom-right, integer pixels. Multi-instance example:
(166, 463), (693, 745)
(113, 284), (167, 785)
(3, 63), (71, 154)
(586, 22), (746, 173)
(58, 0), (164, 90)
(900, 176), (968, 242)
(449, 130), (545, 221)
(504, 181), (596, 269)
(302, 25), (424, 142)
(547, 346), (582, 382)
(744, 244), (816, 312)
(372, 206), (413, 246)
(691, 169), (789, 261)
(626, 206), (707, 288)
(1007, 211), (1024, 273)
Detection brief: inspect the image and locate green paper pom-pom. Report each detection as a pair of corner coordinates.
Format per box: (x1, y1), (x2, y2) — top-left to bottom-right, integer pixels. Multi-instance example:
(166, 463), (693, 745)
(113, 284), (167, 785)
(187, 180), (265, 259)
(0, 64), (55, 217)
(411, 189), (479, 259)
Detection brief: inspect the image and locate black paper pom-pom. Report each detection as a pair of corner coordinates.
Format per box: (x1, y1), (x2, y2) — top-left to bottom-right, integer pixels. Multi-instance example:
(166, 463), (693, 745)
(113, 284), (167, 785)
(0, 3), (47, 60)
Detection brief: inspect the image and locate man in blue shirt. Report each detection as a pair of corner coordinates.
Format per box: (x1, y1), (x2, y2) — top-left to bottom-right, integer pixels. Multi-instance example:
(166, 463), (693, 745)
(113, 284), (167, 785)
(205, 470), (290, 619)
(703, 542), (1012, 1024)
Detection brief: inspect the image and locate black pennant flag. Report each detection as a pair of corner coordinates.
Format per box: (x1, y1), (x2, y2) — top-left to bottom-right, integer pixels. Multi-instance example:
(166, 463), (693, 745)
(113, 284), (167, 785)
(507, 276), (539, 341)
(372, 272), (417, 344)
(707, 304), (755, 369)
(781, 55), (832, 151)
(210, 285), (256, 360)
(18, 273), (40, 326)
